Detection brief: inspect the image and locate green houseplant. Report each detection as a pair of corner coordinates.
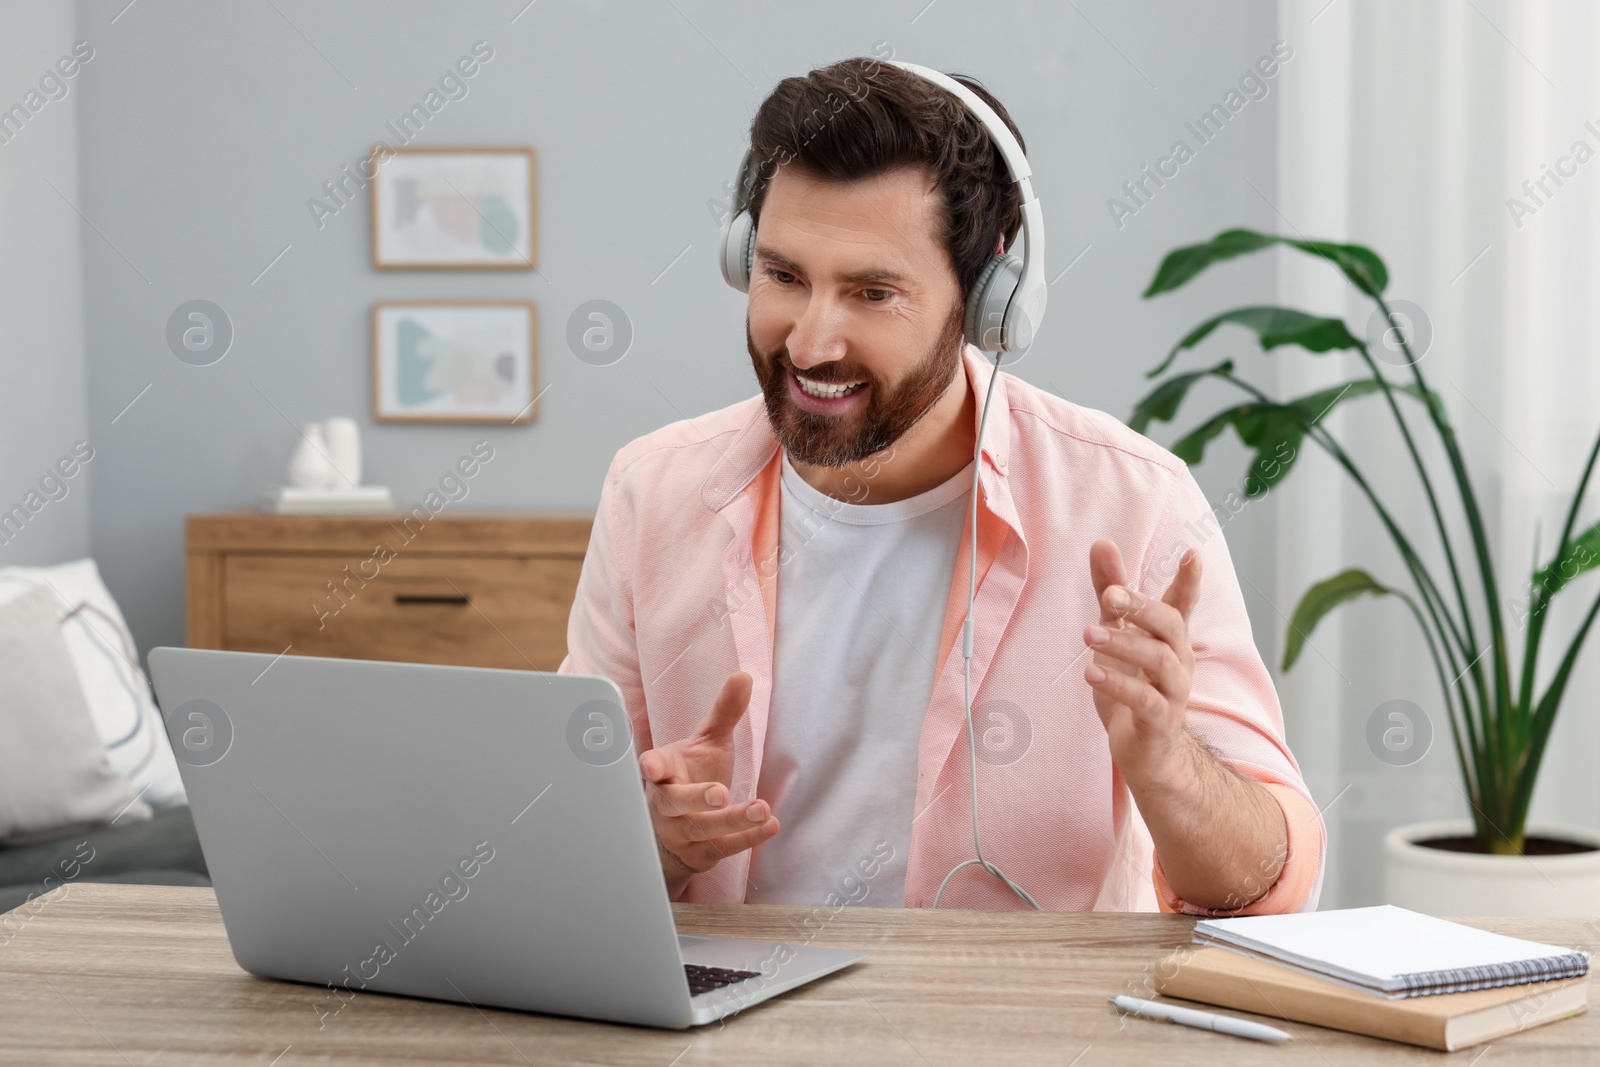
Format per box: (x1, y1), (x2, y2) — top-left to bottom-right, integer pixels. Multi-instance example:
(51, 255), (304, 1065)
(1132, 228), (1600, 871)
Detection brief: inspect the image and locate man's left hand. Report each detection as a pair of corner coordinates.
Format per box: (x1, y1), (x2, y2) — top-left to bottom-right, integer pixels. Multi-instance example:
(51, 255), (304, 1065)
(1083, 538), (1202, 789)
(1080, 538), (1291, 912)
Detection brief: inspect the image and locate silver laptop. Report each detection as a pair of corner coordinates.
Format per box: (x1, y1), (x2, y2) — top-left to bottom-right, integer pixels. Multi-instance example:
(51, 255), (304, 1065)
(146, 647), (863, 1029)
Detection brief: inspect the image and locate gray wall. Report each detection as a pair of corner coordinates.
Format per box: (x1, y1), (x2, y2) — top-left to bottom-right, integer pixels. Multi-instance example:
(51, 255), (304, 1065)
(0, 2), (90, 566)
(63, 0), (1285, 669)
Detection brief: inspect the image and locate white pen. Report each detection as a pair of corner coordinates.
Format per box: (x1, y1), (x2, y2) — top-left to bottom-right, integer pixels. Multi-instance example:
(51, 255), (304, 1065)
(1110, 994), (1290, 1044)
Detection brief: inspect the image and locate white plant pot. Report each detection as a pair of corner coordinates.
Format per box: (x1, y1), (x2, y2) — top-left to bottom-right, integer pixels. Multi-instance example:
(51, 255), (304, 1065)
(1384, 819), (1600, 917)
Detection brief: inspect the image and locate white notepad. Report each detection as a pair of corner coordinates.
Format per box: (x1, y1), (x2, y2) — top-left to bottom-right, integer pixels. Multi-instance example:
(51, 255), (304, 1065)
(1193, 905), (1593, 998)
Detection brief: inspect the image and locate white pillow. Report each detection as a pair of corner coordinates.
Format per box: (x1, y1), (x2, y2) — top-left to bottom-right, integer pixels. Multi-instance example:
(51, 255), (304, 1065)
(0, 585), (154, 843)
(0, 559), (187, 808)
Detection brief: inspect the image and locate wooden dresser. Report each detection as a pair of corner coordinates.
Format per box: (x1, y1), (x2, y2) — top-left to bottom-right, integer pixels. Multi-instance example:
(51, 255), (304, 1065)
(185, 510), (593, 670)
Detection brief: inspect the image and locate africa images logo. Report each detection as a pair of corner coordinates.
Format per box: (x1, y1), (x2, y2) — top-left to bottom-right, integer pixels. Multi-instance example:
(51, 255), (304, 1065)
(566, 699), (632, 767)
(167, 699), (234, 767)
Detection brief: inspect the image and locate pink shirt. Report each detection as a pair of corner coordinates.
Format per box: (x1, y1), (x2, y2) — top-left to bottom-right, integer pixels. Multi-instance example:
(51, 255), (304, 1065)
(558, 345), (1326, 913)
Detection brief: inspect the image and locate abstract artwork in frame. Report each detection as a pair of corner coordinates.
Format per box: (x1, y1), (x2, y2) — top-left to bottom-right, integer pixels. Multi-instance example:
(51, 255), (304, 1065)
(372, 301), (538, 424)
(370, 147), (536, 269)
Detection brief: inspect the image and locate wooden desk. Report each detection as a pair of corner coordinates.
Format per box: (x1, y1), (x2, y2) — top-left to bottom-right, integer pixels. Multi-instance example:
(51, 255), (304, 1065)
(1, 885), (1595, 1065)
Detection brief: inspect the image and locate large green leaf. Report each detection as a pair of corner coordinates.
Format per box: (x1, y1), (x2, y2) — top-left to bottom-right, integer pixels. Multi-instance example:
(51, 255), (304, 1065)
(1167, 403), (1290, 469)
(1168, 406), (1240, 466)
(1142, 228), (1389, 299)
(1129, 359), (1234, 434)
(1166, 402), (1303, 498)
(1142, 229), (1278, 297)
(1148, 306), (1361, 378)
(1165, 378), (1426, 499)
(1531, 519), (1600, 603)
(1286, 378), (1431, 423)
(1235, 407), (1306, 497)
(1284, 569), (1396, 671)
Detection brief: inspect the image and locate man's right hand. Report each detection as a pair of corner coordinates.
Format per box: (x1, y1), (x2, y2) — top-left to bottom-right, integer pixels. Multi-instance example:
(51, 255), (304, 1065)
(637, 671), (778, 898)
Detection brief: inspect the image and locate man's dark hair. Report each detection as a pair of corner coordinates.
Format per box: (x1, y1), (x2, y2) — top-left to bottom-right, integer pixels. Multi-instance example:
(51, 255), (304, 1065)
(744, 56), (1027, 304)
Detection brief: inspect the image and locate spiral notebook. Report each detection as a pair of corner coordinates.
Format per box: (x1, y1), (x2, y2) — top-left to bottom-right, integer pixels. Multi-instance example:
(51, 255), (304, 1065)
(1193, 905), (1593, 999)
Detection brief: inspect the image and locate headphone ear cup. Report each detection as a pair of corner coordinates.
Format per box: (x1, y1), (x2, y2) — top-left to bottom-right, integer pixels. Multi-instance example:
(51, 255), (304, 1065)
(964, 253), (1023, 352)
(719, 210), (756, 292)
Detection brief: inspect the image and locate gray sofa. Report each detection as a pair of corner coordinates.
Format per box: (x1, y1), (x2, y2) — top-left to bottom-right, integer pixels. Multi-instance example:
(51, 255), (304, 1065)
(0, 805), (209, 916)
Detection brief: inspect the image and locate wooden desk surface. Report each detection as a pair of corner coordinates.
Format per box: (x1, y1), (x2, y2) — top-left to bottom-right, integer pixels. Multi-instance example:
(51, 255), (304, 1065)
(0, 884), (1595, 1065)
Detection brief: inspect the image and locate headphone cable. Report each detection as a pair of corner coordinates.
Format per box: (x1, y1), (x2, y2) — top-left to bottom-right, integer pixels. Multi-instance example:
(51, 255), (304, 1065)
(931, 348), (1041, 911)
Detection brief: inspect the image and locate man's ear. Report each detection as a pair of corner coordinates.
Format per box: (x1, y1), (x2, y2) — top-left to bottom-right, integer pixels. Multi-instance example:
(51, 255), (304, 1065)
(995, 236), (1005, 255)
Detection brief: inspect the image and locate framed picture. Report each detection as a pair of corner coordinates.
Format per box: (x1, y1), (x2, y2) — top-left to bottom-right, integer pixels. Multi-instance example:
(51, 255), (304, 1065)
(370, 147), (536, 269)
(372, 301), (539, 424)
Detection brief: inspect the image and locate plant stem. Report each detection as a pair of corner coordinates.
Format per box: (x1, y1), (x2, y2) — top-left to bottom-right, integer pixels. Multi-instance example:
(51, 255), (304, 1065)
(1302, 421), (1489, 804)
(1510, 569), (1600, 837)
(1217, 372), (1484, 798)
(1351, 341), (1481, 687)
(1395, 588), (1478, 811)
(1221, 372), (1464, 653)
(1377, 296), (1512, 844)
(1516, 422), (1600, 738)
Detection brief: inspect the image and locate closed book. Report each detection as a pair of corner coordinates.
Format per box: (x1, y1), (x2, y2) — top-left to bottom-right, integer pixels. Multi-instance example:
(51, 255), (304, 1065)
(1153, 945), (1588, 1051)
(259, 486), (394, 514)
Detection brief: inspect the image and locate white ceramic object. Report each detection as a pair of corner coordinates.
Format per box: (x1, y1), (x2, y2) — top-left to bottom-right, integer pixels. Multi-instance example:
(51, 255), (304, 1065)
(1385, 819), (1600, 917)
(285, 422), (340, 489)
(322, 416), (362, 487)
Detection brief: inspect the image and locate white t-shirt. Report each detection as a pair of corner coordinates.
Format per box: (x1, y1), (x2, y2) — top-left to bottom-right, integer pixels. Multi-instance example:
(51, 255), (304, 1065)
(745, 451), (974, 907)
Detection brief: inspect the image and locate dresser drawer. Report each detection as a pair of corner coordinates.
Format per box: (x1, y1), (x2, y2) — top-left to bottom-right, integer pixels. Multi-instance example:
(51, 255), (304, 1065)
(220, 553), (583, 670)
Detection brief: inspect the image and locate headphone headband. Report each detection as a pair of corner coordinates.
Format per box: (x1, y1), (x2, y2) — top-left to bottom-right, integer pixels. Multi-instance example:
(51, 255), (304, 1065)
(717, 59), (1046, 354)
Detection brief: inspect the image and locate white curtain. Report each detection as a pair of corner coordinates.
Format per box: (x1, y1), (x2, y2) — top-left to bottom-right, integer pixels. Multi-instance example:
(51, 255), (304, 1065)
(1273, 0), (1600, 907)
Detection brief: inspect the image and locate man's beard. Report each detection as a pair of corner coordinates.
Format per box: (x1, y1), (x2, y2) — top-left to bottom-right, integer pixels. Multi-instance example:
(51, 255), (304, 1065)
(747, 301), (966, 469)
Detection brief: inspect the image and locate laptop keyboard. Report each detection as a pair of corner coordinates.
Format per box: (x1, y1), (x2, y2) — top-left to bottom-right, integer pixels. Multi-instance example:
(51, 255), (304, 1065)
(685, 964), (760, 996)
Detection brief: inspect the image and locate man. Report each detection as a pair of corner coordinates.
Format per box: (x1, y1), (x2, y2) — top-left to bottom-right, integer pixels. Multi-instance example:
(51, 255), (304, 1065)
(558, 56), (1325, 913)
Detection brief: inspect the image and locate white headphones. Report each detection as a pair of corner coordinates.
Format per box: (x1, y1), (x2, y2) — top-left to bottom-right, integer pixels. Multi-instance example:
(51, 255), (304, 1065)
(719, 60), (1048, 910)
(717, 60), (1047, 355)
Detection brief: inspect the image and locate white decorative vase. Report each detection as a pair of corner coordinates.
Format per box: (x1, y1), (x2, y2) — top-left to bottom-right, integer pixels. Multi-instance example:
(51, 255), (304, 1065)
(286, 422), (340, 489)
(1384, 819), (1600, 917)
(322, 416), (362, 487)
